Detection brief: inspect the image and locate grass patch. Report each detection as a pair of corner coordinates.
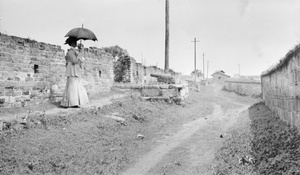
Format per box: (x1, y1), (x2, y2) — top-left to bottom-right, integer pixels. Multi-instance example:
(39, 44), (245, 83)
(211, 102), (300, 174)
(211, 110), (254, 175)
(249, 102), (300, 174)
(0, 93), (188, 175)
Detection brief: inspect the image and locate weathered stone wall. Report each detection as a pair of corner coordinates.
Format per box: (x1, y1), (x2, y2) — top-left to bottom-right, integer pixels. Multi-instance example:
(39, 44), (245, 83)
(81, 47), (114, 94)
(261, 44), (300, 129)
(115, 56), (190, 85)
(224, 79), (261, 97)
(0, 33), (113, 107)
(131, 60), (189, 84)
(133, 63), (145, 84)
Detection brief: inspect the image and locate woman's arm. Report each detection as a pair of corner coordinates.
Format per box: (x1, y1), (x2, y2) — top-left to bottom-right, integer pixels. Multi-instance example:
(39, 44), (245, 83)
(77, 44), (85, 62)
(67, 49), (80, 65)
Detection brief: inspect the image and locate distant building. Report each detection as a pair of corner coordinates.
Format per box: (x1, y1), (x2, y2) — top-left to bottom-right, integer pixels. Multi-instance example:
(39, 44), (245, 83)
(190, 72), (204, 82)
(232, 74), (261, 81)
(211, 70), (230, 83)
(233, 74), (241, 79)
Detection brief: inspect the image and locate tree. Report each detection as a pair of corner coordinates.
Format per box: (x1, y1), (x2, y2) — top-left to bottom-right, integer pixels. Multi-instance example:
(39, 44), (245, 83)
(113, 56), (131, 82)
(190, 69), (203, 78)
(168, 68), (176, 75)
(103, 45), (131, 82)
(102, 45), (129, 61)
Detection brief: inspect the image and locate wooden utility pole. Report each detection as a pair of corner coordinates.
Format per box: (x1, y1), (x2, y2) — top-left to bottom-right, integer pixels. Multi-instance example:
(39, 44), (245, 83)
(238, 64), (240, 75)
(203, 53), (205, 80)
(207, 60), (209, 79)
(191, 38), (200, 82)
(164, 0), (169, 73)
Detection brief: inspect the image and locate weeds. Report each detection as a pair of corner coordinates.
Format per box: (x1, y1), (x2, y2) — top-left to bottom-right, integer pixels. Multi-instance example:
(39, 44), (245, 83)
(211, 120), (254, 174)
(212, 102), (300, 174)
(249, 103), (300, 174)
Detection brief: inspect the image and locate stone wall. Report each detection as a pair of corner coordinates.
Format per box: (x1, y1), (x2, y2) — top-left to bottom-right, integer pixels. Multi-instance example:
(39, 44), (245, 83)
(224, 79), (261, 97)
(81, 48), (114, 94)
(115, 56), (191, 85)
(261, 44), (300, 129)
(125, 57), (187, 85)
(0, 33), (113, 107)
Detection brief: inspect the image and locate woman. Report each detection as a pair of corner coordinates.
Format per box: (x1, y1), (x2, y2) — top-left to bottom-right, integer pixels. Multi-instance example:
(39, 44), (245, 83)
(61, 37), (89, 107)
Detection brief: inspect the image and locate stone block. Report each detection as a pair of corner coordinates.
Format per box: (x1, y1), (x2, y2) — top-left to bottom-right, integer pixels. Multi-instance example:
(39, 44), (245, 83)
(14, 91), (22, 96)
(7, 96), (16, 103)
(5, 90), (15, 96)
(179, 86), (189, 98)
(0, 97), (5, 104)
(15, 96), (22, 102)
(161, 89), (178, 98)
(25, 77), (34, 82)
(140, 88), (161, 97)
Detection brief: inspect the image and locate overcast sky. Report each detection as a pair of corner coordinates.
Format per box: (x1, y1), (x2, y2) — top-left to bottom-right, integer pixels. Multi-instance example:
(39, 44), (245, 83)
(1, 0), (300, 77)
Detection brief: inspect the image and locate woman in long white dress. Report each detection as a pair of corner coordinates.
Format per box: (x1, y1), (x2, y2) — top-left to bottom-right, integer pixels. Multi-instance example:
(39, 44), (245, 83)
(61, 37), (89, 107)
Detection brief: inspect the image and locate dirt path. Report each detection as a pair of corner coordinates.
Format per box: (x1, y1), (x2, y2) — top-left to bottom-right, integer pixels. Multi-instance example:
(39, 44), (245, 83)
(121, 86), (253, 175)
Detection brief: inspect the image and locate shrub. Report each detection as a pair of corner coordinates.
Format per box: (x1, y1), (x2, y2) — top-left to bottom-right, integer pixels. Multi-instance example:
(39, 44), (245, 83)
(113, 56), (131, 82)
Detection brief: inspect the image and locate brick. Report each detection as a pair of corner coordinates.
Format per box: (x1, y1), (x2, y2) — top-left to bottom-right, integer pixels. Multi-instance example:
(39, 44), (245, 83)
(30, 57), (38, 61)
(0, 98), (5, 104)
(15, 96), (22, 102)
(25, 77), (34, 82)
(7, 96), (16, 103)
(14, 91), (22, 96)
(5, 90), (15, 96)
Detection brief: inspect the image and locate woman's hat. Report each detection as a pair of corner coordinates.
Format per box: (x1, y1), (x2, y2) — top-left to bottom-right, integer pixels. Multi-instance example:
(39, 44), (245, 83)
(64, 37), (78, 45)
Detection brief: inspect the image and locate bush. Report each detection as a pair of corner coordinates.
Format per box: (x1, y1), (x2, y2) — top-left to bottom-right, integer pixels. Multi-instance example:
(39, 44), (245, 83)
(113, 56), (131, 82)
(102, 45), (131, 83)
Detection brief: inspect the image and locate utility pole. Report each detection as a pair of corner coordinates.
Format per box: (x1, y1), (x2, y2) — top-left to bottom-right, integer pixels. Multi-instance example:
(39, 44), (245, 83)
(238, 64), (240, 76)
(207, 60), (209, 79)
(203, 53), (205, 80)
(191, 38), (200, 82)
(164, 0), (169, 73)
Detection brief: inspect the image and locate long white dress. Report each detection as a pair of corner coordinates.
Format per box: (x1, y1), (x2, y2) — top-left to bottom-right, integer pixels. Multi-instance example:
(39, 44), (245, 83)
(60, 47), (89, 107)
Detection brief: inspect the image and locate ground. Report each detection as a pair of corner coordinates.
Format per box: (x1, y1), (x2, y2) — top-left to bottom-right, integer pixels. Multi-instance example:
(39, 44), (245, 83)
(121, 84), (258, 175)
(1, 84), (298, 175)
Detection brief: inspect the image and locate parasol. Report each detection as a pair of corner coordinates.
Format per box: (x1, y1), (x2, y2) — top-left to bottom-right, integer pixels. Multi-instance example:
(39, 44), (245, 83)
(65, 25), (98, 41)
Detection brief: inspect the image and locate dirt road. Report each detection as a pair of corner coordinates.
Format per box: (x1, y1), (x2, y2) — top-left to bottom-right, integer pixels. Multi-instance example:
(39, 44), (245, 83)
(121, 85), (256, 175)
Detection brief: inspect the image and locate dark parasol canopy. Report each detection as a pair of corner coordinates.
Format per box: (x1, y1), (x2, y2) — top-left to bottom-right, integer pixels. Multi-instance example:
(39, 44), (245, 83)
(65, 27), (98, 41)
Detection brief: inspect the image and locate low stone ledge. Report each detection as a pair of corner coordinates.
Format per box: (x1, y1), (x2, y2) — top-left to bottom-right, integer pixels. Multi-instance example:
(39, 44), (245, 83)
(114, 83), (189, 99)
(141, 96), (182, 105)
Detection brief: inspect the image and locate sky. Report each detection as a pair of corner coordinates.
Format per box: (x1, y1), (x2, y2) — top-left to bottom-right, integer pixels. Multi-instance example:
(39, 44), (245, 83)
(1, 0), (300, 77)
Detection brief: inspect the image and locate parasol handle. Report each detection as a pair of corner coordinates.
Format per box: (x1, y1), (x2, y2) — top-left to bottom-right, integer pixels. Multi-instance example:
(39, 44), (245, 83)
(78, 23), (83, 52)
(80, 24), (83, 45)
